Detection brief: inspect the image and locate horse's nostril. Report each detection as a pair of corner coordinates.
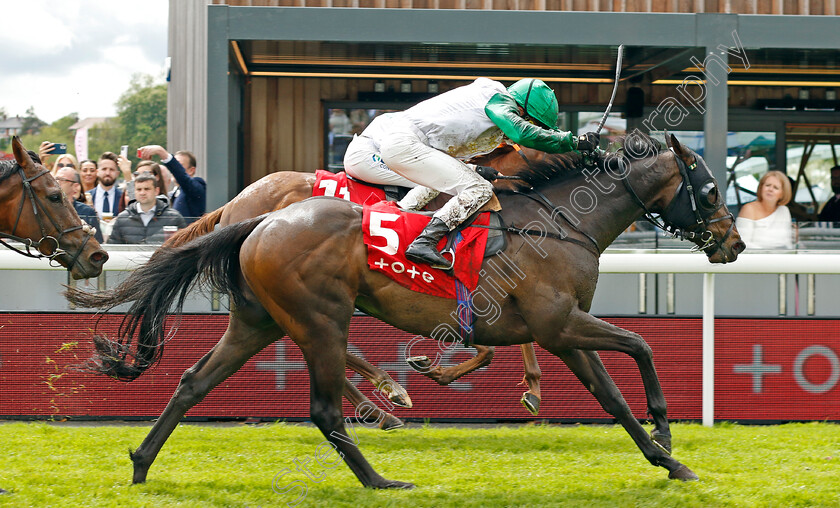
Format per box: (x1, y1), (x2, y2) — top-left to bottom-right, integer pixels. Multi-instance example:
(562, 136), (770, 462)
(732, 241), (746, 254)
(90, 250), (109, 265)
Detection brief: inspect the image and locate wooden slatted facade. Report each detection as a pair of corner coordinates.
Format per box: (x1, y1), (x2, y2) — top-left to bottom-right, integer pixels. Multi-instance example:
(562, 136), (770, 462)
(171, 1), (840, 200)
(213, 0), (838, 14)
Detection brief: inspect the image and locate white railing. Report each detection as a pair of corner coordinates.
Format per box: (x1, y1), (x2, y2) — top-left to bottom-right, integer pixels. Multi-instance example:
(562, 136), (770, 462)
(2, 246), (839, 426)
(601, 250), (840, 426)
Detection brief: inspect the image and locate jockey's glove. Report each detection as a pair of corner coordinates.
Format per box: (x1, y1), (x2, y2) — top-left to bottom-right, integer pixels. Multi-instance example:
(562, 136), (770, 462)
(576, 132), (601, 152)
(475, 165), (500, 182)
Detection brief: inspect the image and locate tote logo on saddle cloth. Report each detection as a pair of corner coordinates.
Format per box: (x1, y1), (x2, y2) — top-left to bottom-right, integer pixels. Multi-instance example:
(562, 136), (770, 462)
(312, 170), (491, 299)
(362, 201), (490, 299)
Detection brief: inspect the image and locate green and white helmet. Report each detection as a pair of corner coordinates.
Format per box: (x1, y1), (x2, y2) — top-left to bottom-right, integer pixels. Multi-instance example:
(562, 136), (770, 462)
(506, 78), (559, 129)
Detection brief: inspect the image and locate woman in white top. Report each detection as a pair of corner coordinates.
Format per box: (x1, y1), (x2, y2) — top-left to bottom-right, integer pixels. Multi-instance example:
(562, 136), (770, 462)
(735, 170), (794, 249)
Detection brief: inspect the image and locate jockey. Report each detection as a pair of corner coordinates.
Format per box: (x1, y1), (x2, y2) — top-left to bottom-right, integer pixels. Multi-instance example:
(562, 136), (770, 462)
(343, 77), (600, 268)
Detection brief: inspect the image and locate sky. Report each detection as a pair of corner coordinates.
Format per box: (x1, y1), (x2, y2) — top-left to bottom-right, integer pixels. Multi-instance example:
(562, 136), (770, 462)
(0, 0), (169, 124)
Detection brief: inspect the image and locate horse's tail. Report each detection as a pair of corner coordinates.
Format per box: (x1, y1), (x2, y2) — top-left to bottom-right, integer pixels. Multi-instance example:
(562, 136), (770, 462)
(65, 214), (268, 382)
(162, 206), (225, 248)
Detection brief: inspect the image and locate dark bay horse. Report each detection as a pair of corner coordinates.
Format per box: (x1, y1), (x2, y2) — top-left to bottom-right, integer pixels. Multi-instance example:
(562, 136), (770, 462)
(67, 133), (744, 487)
(163, 145), (547, 420)
(1, 137), (107, 279)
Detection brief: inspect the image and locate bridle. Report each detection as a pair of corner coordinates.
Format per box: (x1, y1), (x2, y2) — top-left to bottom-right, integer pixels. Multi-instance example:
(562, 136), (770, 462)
(617, 148), (737, 257)
(0, 165), (96, 270)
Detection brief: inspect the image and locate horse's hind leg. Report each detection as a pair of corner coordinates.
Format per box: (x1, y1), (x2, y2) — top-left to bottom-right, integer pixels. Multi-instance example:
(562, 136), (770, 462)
(407, 344), (495, 385)
(130, 308), (280, 484)
(346, 353), (412, 408)
(518, 343), (542, 416)
(551, 348), (697, 480)
(343, 378), (404, 431)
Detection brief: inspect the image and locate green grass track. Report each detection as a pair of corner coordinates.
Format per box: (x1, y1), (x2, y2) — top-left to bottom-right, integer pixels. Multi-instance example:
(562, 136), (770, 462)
(1, 421), (838, 507)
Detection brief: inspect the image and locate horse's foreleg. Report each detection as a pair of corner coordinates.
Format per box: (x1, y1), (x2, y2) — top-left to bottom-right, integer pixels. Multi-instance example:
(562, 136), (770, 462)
(550, 348), (697, 480)
(408, 345), (495, 385)
(549, 309), (672, 453)
(343, 378), (404, 431)
(518, 343), (542, 416)
(130, 311), (279, 484)
(345, 353), (412, 408)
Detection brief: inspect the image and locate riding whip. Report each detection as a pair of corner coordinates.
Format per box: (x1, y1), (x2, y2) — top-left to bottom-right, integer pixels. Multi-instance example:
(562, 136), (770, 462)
(595, 44), (625, 135)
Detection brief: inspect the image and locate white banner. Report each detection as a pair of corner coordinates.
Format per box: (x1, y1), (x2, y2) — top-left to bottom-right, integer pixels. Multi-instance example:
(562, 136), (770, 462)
(74, 127), (88, 161)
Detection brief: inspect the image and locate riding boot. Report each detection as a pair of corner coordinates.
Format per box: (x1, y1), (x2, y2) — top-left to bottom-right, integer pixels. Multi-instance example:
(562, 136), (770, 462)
(405, 218), (452, 269)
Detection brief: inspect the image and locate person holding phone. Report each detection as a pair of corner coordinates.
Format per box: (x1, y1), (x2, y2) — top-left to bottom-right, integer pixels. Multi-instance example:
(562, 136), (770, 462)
(138, 145), (206, 223)
(38, 141), (78, 176)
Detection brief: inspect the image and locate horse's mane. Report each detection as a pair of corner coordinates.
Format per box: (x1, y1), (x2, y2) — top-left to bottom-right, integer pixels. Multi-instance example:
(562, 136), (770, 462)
(0, 160), (18, 182)
(0, 151), (42, 182)
(509, 133), (663, 189)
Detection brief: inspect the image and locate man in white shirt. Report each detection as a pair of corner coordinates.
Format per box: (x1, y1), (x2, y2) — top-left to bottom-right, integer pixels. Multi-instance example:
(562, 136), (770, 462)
(87, 152), (122, 218)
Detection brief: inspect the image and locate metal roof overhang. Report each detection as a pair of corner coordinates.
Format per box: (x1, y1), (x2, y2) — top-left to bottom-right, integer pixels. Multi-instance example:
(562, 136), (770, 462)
(206, 7), (840, 207)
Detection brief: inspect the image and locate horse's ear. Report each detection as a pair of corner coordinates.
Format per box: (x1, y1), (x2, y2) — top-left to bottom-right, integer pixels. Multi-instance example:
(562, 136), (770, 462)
(12, 136), (37, 174)
(667, 132), (696, 166)
(668, 132), (688, 156)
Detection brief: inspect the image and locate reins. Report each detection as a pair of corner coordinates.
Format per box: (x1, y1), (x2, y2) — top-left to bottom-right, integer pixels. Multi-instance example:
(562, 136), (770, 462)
(0, 166), (95, 269)
(484, 143), (735, 258)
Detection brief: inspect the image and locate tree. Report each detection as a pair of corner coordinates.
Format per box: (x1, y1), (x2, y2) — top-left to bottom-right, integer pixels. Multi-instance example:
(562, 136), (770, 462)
(87, 118), (122, 161)
(19, 113), (78, 160)
(20, 106), (47, 135)
(115, 73), (167, 162)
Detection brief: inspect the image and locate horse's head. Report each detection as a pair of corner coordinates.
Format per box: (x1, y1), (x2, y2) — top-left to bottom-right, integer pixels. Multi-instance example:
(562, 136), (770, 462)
(654, 133), (745, 263)
(1, 137), (108, 278)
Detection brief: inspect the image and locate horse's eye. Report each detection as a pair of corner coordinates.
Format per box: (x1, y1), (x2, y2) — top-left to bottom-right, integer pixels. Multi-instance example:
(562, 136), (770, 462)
(49, 193), (63, 203)
(698, 182), (718, 208)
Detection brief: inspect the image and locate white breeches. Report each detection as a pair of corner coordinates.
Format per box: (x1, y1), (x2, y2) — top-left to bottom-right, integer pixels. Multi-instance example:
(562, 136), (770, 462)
(377, 121), (493, 230)
(343, 134), (419, 188)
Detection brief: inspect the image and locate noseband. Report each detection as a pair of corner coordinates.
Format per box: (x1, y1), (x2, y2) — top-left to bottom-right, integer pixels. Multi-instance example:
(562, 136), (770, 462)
(0, 166), (96, 270)
(618, 149), (736, 257)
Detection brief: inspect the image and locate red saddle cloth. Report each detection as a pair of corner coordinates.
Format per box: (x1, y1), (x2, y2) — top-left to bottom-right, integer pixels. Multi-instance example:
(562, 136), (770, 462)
(362, 200), (490, 299)
(312, 170), (386, 203)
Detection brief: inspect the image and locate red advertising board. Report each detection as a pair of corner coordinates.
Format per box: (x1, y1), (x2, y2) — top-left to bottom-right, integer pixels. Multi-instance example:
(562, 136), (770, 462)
(0, 314), (837, 421)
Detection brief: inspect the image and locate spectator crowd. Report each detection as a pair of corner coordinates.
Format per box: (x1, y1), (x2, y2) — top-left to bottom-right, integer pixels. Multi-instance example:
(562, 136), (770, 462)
(39, 141), (206, 244)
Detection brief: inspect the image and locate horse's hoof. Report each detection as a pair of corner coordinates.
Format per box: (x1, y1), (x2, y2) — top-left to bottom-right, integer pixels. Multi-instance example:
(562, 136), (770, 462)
(379, 414), (405, 432)
(390, 392), (413, 409)
(406, 356), (431, 372)
(520, 392), (540, 416)
(650, 430), (672, 455)
(376, 380), (413, 409)
(668, 465), (699, 481)
(0, 488), (9, 495)
(130, 448), (149, 484)
(378, 479), (415, 490)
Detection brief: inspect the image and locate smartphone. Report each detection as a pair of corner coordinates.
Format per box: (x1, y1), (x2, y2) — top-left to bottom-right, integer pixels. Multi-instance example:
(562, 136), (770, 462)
(50, 143), (67, 155)
(120, 145), (129, 159)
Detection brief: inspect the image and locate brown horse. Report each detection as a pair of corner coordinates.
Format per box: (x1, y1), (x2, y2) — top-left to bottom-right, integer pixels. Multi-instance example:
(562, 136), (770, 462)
(1, 137), (107, 279)
(67, 133), (744, 487)
(163, 145), (547, 422)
